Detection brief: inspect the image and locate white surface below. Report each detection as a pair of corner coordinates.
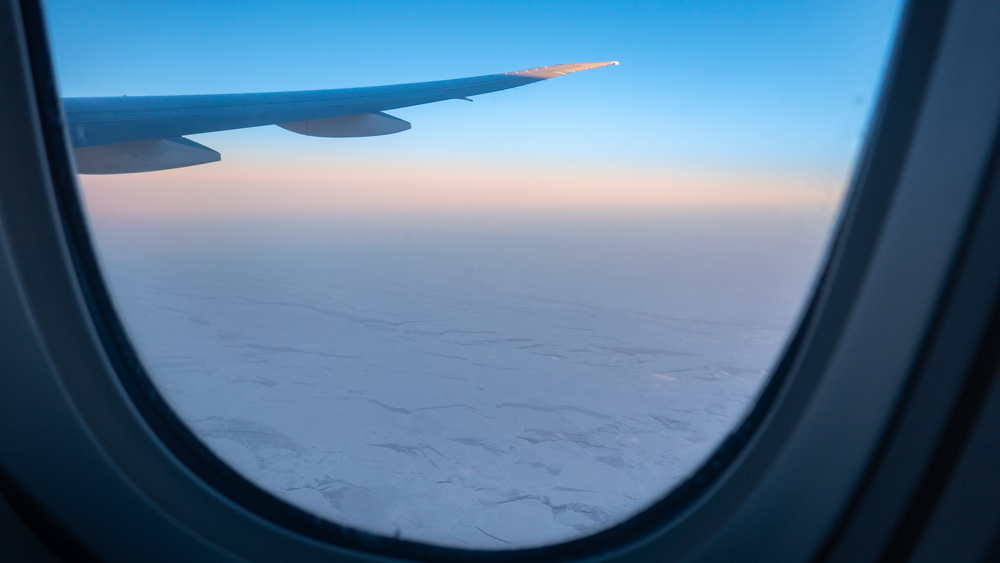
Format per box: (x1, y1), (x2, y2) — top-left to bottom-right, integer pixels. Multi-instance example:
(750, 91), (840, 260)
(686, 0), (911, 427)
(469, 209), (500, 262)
(88, 210), (832, 548)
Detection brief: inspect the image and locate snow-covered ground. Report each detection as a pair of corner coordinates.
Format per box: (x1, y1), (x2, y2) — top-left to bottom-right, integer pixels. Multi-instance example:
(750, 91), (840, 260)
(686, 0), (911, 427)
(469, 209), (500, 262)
(85, 209), (834, 548)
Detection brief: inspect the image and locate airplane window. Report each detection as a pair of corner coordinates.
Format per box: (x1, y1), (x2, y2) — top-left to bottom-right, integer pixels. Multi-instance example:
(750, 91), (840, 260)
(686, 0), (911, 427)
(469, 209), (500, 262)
(42, 0), (904, 550)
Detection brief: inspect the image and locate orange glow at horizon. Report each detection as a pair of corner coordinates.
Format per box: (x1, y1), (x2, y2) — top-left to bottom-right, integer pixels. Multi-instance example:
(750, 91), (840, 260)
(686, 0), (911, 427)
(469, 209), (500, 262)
(77, 156), (846, 222)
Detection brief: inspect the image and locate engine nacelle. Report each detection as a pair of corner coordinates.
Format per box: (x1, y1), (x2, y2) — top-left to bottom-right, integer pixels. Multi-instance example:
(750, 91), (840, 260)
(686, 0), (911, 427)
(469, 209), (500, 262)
(73, 137), (220, 175)
(278, 112), (411, 137)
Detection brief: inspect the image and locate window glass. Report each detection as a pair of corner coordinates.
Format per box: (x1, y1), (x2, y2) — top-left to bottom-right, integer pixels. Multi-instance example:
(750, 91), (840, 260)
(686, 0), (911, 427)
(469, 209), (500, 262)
(45, 0), (903, 549)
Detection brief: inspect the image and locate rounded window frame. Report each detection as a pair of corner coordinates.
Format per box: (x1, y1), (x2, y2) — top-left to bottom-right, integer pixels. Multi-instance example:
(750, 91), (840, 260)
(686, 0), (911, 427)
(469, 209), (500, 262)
(2, 0), (999, 561)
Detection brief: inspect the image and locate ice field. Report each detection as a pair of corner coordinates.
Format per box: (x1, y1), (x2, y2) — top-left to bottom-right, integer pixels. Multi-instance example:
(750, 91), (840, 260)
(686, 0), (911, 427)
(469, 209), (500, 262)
(86, 208), (836, 548)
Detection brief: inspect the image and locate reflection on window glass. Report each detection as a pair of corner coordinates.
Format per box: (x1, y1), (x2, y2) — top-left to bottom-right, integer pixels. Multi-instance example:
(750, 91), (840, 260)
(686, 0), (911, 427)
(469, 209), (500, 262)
(46, 0), (902, 549)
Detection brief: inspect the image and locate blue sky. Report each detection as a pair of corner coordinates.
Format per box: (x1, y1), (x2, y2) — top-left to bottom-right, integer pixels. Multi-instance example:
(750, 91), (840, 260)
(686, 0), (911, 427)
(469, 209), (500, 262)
(44, 0), (903, 176)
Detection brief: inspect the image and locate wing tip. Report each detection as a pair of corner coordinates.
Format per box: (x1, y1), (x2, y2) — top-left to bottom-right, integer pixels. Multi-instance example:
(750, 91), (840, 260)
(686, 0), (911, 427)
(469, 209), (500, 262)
(506, 61), (619, 79)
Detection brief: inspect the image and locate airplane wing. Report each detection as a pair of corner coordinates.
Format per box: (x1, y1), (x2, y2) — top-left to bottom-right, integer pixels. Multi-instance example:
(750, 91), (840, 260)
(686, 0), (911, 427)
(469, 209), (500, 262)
(65, 61), (618, 174)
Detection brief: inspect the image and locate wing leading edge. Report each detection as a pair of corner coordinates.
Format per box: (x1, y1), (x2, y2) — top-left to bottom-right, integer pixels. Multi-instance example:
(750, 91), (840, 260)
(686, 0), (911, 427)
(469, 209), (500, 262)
(65, 61), (618, 174)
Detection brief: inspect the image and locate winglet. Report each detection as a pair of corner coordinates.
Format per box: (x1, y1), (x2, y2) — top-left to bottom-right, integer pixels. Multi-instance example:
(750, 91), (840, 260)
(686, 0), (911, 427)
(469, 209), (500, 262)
(505, 61), (619, 79)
